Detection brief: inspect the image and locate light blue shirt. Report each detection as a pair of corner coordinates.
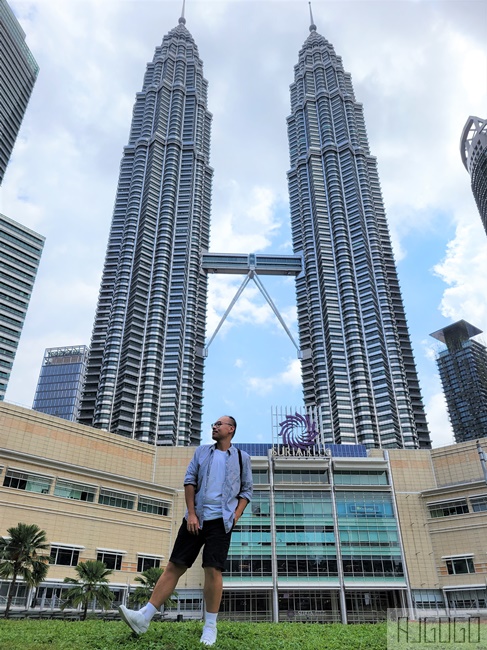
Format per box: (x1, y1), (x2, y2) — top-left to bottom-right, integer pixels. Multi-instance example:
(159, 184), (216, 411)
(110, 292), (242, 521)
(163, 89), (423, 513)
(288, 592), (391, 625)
(184, 444), (253, 533)
(203, 448), (226, 521)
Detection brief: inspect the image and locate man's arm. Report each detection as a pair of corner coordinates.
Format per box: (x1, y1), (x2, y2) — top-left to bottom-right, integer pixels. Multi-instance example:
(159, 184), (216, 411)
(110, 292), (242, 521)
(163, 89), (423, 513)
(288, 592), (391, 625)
(184, 484), (200, 535)
(183, 448), (201, 535)
(234, 453), (253, 525)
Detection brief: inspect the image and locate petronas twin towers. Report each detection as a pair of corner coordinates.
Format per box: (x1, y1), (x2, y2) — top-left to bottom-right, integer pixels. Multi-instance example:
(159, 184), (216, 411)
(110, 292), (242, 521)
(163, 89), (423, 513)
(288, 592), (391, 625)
(79, 12), (431, 449)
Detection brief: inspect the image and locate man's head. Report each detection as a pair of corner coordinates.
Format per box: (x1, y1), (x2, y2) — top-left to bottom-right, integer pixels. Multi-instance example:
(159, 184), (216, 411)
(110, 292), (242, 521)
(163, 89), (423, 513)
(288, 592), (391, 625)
(211, 415), (237, 441)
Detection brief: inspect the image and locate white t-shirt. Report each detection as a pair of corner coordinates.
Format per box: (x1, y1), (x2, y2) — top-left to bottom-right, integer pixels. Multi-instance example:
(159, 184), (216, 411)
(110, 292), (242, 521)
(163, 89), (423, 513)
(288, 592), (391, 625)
(203, 449), (226, 521)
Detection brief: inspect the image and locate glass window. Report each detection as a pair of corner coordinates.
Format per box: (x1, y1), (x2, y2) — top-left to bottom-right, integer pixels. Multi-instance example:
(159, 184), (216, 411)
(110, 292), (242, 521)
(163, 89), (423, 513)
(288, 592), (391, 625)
(274, 469), (328, 484)
(336, 491), (394, 518)
(97, 551), (123, 570)
(334, 470), (388, 485)
(446, 557), (475, 575)
(137, 496), (170, 516)
(3, 469), (51, 494)
(98, 489), (135, 510)
(428, 499), (469, 518)
(137, 556), (161, 572)
(470, 495), (487, 512)
(54, 479), (96, 502)
(252, 469), (269, 484)
(50, 546), (80, 566)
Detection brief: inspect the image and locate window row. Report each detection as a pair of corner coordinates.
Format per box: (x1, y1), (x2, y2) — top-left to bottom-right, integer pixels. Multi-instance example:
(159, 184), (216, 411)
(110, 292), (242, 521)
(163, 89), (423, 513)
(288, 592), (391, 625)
(428, 494), (487, 518)
(1, 469), (171, 516)
(49, 544), (161, 572)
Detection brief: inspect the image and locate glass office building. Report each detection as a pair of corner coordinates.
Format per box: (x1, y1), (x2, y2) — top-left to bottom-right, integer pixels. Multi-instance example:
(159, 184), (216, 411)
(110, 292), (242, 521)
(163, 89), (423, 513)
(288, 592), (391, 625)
(0, 0), (39, 184)
(33, 346), (89, 422)
(220, 444), (407, 623)
(0, 213), (44, 400)
(79, 14), (212, 445)
(287, 20), (430, 448)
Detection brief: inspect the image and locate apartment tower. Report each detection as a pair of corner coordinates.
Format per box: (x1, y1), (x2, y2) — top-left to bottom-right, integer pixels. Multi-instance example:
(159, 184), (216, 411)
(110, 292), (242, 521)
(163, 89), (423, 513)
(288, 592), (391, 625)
(431, 320), (487, 443)
(287, 18), (430, 448)
(79, 14), (212, 445)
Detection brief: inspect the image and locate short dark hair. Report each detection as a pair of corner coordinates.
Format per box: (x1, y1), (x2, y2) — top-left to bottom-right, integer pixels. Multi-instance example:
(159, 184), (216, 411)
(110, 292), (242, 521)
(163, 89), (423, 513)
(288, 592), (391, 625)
(225, 415), (237, 435)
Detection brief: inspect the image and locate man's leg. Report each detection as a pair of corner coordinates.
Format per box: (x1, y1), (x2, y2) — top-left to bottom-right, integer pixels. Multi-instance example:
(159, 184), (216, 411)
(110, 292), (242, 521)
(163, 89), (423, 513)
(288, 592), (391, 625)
(202, 566), (223, 613)
(119, 561), (187, 634)
(150, 561), (187, 608)
(200, 566), (223, 646)
(199, 519), (233, 646)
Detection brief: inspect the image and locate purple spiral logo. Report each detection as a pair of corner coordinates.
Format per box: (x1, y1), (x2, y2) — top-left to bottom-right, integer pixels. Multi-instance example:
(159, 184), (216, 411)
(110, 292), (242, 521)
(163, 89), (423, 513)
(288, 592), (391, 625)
(278, 413), (319, 449)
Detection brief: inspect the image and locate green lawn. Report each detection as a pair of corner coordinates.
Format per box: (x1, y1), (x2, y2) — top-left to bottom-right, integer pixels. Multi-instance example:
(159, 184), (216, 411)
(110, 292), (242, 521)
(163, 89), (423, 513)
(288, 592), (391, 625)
(0, 619), (387, 650)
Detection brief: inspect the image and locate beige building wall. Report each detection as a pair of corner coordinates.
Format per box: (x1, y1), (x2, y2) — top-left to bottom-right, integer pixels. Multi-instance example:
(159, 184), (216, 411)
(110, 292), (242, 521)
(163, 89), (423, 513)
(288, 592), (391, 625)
(388, 450), (438, 590)
(2, 402), (487, 602)
(420, 442), (487, 590)
(0, 403), (207, 589)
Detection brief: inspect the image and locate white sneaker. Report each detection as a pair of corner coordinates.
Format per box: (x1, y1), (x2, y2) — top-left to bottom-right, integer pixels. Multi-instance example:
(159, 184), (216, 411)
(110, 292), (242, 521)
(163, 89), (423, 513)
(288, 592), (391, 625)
(118, 605), (149, 635)
(200, 625), (217, 646)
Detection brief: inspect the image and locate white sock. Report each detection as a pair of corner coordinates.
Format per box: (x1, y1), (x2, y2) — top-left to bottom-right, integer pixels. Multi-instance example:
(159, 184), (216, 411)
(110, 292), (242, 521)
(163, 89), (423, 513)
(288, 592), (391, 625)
(139, 602), (158, 621)
(205, 611), (218, 628)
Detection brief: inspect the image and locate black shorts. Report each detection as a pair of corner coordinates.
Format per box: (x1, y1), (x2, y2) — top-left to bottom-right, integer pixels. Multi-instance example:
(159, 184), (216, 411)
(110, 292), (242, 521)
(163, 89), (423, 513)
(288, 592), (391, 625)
(169, 518), (232, 571)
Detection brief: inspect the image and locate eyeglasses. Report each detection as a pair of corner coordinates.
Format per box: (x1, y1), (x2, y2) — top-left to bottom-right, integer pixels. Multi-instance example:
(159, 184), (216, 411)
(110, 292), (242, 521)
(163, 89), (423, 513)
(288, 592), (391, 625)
(211, 421), (233, 428)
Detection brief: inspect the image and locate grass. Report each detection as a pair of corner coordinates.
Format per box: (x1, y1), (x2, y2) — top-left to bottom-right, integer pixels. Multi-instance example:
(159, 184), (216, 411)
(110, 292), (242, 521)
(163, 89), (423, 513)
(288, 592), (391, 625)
(0, 619), (388, 650)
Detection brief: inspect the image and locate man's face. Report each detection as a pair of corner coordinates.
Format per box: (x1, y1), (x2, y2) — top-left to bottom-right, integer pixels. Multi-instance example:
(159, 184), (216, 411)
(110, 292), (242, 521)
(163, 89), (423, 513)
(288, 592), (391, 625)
(211, 416), (235, 442)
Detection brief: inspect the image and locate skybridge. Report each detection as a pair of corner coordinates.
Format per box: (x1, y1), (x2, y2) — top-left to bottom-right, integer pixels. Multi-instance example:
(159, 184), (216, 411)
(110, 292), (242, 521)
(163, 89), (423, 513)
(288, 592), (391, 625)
(201, 252), (304, 358)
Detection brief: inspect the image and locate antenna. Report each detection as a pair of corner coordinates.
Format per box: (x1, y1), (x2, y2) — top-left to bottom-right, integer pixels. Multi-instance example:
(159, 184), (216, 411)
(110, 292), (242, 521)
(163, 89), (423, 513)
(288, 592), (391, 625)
(179, 0), (186, 24)
(309, 2), (316, 31)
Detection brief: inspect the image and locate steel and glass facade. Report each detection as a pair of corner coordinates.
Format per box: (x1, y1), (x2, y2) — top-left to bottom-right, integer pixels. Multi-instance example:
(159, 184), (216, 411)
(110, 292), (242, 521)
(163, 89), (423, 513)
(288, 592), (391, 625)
(221, 444), (407, 623)
(431, 320), (487, 443)
(0, 213), (44, 400)
(461, 116), (487, 235)
(287, 23), (430, 449)
(0, 0), (39, 184)
(79, 16), (212, 445)
(33, 346), (89, 422)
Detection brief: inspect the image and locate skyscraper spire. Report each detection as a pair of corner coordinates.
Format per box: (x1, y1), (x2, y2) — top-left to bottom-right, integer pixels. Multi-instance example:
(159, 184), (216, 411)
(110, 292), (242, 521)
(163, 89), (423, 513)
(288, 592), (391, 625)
(287, 22), (430, 448)
(309, 2), (316, 31)
(80, 17), (212, 446)
(179, 0), (186, 24)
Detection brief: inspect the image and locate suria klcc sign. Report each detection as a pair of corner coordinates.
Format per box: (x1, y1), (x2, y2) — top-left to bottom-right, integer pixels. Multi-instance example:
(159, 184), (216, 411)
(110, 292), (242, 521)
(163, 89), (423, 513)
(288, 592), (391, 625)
(273, 409), (328, 456)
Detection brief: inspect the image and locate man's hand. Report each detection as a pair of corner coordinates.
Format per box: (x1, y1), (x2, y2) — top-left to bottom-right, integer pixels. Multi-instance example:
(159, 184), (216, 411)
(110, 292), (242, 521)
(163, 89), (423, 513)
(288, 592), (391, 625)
(233, 511), (242, 527)
(186, 512), (200, 535)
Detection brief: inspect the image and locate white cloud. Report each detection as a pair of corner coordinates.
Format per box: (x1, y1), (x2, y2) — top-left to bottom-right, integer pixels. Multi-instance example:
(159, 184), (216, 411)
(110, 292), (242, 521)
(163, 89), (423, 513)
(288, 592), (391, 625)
(246, 358), (302, 396)
(433, 222), (487, 330)
(426, 391), (455, 449)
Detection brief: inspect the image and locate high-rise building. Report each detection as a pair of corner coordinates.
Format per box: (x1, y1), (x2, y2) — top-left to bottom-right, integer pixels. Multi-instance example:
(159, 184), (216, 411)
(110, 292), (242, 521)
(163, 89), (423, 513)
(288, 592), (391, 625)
(0, 0), (39, 184)
(430, 320), (487, 443)
(79, 14), (212, 446)
(0, 213), (44, 400)
(460, 116), (487, 234)
(33, 345), (89, 422)
(287, 19), (430, 448)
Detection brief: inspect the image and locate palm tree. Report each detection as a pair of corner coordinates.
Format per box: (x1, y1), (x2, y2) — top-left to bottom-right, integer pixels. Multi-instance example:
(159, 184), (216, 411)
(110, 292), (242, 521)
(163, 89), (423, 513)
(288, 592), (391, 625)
(129, 567), (177, 610)
(0, 522), (50, 618)
(62, 560), (114, 620)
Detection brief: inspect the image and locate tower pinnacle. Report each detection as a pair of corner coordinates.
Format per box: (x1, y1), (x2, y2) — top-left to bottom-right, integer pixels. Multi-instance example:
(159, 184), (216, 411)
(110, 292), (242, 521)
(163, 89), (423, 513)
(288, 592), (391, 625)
(179, 0), (186, 24)
(309, 2), (316, 31)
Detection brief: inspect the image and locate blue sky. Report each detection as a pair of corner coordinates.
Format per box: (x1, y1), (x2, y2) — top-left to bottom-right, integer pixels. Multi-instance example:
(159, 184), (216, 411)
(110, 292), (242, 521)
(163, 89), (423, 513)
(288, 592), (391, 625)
(1, 0), (486, 448)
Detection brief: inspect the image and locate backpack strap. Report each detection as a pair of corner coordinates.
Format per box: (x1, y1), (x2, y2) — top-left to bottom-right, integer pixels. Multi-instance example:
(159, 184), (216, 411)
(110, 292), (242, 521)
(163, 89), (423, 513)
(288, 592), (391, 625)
(238, 448), (243, 496)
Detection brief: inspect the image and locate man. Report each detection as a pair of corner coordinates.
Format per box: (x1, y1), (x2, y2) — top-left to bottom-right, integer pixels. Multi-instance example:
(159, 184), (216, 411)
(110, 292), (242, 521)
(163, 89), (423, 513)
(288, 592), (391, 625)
(119, 415), (253, 647)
